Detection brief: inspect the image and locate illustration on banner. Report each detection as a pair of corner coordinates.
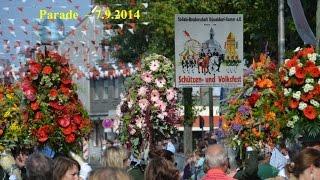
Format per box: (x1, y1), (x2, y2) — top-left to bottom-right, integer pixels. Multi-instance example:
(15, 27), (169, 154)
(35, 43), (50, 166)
(179, 27), (240, 75)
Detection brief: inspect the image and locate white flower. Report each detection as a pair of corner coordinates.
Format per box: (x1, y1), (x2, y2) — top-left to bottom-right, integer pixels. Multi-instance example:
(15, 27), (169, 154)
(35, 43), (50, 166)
(284, 76), (289, 81)
(284, 88), (290, 96)
(303, 84), (314, 93)
(292, 115), (299, 122)
(284, 59), (290, 63)
(292, 91), (301, 100)
(298, 102), (307, 110)
(116, 105), (123, 117)
(157, 112), (167, 120)
(128, 100), (134, 109)
(306, 78), (314, 84)
(294, 47), (301, 52)
(150, 60), (160, 71)
(155, 77), (166, 88)
(318, 79), (320, 85)
(289, 67), (296, 76)
(298, 63), (303, 67)
(310, 99), (320, 107)
(308, 53), (317, 62)
(287, 120), (294, 128)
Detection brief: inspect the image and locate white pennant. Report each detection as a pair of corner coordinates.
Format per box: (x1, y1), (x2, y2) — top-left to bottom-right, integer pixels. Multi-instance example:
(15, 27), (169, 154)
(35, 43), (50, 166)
(10, 31), (16, 37)
(142, 22), (150, 25)
(3, 7), (9, 11)
(20, 26), (26, 31)
(58, 31), (64, 36)
(128, 28), (134, 34)
(60, 6), (67, 9)
(117, 24), (123, 29)
(22, 0), (27, 3)
(104, 29), (111, 35)
(34, 31), (40, 37)
(8, 19), (15, 25)
(81, 30), (87, 36)
(142, 3), (148, 8)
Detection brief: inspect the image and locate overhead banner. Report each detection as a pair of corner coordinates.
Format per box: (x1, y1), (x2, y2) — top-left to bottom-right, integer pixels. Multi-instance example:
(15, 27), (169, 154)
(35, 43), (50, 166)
(175, 14), (243, 88)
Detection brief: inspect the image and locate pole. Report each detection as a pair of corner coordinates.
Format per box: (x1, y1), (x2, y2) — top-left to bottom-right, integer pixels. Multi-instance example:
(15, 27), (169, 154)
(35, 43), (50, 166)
(317, 0), (320, 53)
(209, 87), (214, 132)
(278, 0), (285, 64)
(183, 88), (193, 155)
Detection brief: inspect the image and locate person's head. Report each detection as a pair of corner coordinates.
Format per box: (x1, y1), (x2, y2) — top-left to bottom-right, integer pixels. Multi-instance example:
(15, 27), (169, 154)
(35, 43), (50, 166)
(25, 152), (53, 180)
(11, 147), (32, 168)
(53, 156), (80, 180)
(103, 146), (130, 169)
(89, 167), (131, 180)
(205, 144), (228, 172)
(145, 157), (179, 180)
(288, 148), (320, 179)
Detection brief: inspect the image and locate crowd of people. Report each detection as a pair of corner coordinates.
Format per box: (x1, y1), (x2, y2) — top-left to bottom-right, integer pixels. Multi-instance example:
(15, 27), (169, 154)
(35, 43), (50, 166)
(0, 135), (319, 180)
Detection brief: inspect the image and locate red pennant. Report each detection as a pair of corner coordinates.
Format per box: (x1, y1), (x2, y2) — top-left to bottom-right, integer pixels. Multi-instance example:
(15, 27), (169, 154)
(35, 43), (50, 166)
(22, 19), (29, 25)
(74, 5), (80, 10)
(17, 7), (23, 12)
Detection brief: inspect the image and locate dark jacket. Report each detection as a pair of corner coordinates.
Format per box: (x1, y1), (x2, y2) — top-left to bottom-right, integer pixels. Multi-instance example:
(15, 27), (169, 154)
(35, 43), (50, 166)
(234, 151), (260, 180)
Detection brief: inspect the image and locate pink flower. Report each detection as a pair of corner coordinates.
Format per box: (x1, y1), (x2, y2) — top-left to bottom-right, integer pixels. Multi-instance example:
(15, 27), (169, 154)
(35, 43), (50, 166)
(129, 125), (136, 135)
(150, 60), (160, 71)
(141, 71), (153, 83)
(155, 77), (166, 88)
(157, 112), (168, 120)
(156, 100), (167, 112)
(138, 86), (148, 96)
(166, 88), (177, 101)
(151, 90), (160, 102)
(135, 117), (145, 129)
(138, 99), (149, 111)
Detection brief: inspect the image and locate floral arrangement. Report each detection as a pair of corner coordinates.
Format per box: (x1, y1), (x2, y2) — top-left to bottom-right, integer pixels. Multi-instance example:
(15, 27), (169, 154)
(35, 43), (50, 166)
(116, 54), (180, 157)
(223, 54), (286, 152)
(21, 51), (92, 153)
(279, 46), (320, 138)
(0, 84), (29, 151)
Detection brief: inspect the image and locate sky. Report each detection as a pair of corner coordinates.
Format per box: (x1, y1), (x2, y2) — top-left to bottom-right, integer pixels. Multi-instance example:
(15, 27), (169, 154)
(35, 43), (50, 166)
(0, 0), (92, 64)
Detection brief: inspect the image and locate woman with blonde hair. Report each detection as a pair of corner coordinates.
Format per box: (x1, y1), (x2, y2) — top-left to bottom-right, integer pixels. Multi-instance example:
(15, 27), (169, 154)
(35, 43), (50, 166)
(102, 146), (130, 169)
(89, 167), (131, 180)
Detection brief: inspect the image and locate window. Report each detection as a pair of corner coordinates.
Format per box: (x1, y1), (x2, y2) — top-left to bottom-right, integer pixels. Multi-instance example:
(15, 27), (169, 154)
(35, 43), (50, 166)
(114, 78), (120, 98)
(103, 80), (109, 99)
(93, 80), (100, 100)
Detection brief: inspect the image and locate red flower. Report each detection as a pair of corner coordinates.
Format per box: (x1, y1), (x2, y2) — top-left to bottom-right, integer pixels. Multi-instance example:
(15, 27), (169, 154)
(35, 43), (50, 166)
(295, 66), (305, 79)
(268, 62), (276, 71)
(61, 77), (72, 85)
(295, 78), (305, 85)
(301, 93), (313, 102)
(29, 60), (42, 75)
(49, 101), (65, 110)
(36, 126), (50, 143)
(308, 67), (320, 78)
(286, 57), (298, 68)
(72, 115), (83, 125)
(23, 87), (37, 101)
(49, 89), (58, 98)
(289, 99), (299, 109)
(42, 66), (53, 75)
(303, 105), (317, 120)
(298, 47), (314, 57)
(305, 60), (316, 68)
(48, 52), (61, 61)
(60, 86), (70, 95)
(65, 133), (76, 143)
(35, 111), (43, 120)
(58, 116), (71, 128)
(62, 123), (77, 135)
(248, 92), (260, 107)
(31, 102), (39, 110)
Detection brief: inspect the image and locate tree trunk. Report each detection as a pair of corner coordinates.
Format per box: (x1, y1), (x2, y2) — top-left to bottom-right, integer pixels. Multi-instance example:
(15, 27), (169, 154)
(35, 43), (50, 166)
(183, 88), (193, 155)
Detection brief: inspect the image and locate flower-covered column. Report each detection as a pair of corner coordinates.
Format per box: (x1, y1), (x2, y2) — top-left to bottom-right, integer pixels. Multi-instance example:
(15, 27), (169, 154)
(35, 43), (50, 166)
(22, 52), (92, 154)
(117, 54), (180, 157)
